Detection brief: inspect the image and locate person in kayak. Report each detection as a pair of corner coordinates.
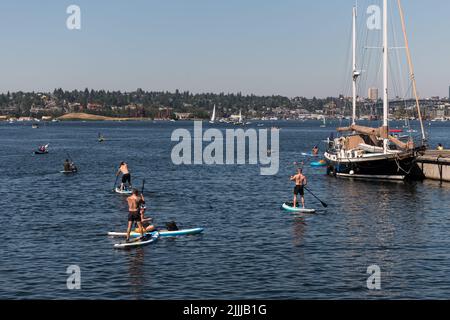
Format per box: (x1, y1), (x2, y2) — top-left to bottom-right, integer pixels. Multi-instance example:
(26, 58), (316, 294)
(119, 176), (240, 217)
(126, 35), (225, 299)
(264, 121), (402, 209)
(290, 168), (307, 209)
(64, 159), (71, 172)
(38, 145), (48, 153)
(116, 162), (132, 191)
(126, 189), (146, 242)
(64, 159), (78, 172)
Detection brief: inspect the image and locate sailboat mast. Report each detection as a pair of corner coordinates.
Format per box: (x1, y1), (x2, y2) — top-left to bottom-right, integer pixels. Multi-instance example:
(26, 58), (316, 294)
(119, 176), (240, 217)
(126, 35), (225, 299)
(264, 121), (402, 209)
(352, 6), (357, 126)
(382, 0), (389, 152)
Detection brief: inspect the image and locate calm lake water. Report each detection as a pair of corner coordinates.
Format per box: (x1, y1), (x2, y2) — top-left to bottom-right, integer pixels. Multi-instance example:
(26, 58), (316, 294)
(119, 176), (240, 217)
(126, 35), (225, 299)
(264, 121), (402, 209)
(0, 120), (449, 299)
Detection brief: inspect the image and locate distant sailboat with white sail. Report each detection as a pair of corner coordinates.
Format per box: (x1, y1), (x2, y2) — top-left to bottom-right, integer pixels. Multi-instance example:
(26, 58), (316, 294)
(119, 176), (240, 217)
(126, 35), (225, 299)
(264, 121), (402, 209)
(209, 105), (216, 124)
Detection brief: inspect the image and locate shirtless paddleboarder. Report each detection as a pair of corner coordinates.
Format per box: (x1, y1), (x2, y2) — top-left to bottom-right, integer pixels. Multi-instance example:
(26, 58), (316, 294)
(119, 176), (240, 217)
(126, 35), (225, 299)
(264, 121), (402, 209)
(116, 162), (132, 191)
(126, 189), (146, 242)
(290, 168), (308, 209)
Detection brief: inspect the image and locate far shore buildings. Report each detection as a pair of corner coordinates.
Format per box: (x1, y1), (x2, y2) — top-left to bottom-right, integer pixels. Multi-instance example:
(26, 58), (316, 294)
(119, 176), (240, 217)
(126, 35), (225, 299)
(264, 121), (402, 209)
(174, 112), (192, 120)
(369, 87), (379, 101)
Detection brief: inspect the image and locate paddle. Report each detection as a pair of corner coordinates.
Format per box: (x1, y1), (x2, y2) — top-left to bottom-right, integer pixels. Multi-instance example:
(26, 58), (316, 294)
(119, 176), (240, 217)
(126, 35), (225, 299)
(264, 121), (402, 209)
(304, 186), (328, 208)
(113, 175), (119, 191)
(141, 179), (145, 195)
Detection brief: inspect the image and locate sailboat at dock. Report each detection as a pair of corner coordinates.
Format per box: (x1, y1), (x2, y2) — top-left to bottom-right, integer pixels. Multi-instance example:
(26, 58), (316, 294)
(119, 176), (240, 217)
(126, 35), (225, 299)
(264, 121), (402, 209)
(324, 1), (426, 181)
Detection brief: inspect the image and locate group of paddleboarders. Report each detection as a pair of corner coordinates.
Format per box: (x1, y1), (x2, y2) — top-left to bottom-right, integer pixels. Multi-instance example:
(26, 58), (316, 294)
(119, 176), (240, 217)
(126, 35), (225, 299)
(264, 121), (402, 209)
(115, 161), (159, 241)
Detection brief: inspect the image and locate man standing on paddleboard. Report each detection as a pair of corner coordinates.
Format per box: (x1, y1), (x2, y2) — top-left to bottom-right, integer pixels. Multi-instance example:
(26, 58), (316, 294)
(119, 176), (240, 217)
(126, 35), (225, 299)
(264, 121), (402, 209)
(126, 189), (146, 242)
(290, 168), (307, 209)
(116, 162), (132, 191)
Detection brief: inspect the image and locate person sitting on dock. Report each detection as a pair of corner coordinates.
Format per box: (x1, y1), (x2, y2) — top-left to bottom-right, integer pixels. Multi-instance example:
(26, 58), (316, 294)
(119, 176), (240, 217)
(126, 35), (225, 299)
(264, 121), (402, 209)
(290, 168), (308, 209)
(437, 143), (444, 151)
(116, 162), (132, 191)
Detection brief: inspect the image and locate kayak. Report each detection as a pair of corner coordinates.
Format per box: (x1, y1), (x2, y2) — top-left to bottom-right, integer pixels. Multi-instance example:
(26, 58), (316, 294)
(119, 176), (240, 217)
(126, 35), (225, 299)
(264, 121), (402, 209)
(108, 227), (204, 238)
(311, 160), (327, 167)
(281, 203), (316, 214)
(34, 151), (48, 155)
(114, 232), (159, 249)
(115, 187), (132, 195)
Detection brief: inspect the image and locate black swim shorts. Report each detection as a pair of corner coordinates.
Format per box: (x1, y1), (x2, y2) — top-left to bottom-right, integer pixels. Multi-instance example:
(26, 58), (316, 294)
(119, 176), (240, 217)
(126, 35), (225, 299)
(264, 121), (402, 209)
(294, 185), (304, 196)
(122, 173), (131, 184)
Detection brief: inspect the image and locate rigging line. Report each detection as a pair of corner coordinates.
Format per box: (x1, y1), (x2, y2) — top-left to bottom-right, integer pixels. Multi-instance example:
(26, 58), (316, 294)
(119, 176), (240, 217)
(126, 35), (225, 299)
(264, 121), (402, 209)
(397, 0), (427, 142)
(391, 2), (407, 99)
(389, 52), (402, 100)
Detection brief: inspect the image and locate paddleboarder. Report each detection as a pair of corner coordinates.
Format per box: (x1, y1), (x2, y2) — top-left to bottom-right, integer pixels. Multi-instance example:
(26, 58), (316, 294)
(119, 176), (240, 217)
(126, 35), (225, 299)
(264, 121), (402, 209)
(126, 189), (146, 242)
(133, 193), (156, 233)
(290, 168), (308, 209)
(312, 145), (319, 156)
(116, 162), (132, 191)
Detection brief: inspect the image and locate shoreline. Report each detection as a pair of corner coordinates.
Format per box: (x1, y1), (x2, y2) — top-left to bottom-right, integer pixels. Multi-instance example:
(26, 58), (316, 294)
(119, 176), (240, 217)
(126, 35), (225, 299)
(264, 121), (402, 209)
(57, 113), (153, 121)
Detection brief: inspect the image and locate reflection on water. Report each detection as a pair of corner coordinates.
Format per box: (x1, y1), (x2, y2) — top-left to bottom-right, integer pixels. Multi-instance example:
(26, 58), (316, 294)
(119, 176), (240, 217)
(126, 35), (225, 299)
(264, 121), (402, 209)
(127, 249), (147, 299)
(292, 217), (307, 247)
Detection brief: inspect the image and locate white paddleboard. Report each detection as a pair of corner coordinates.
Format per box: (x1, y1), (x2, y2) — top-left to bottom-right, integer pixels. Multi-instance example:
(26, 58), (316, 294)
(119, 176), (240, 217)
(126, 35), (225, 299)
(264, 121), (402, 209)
(115, 187), (132, 195)
(108, 227), (204, 238)
(114, 232), (159, 249)
(281, 203), (316, 214)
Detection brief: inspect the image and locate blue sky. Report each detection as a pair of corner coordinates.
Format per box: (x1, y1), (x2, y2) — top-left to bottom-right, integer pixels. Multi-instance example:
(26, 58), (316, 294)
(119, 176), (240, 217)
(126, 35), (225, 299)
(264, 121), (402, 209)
(0, 0), (449, 98)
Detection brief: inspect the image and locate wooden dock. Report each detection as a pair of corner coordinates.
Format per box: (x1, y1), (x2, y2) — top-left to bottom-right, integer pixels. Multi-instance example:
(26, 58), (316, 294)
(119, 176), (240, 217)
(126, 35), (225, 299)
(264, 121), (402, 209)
(417, 150), (450, 182)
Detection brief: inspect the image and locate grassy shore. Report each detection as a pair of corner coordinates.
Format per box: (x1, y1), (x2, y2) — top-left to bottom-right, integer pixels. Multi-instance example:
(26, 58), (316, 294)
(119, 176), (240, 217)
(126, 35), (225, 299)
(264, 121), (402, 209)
(57, 113), (152, 121)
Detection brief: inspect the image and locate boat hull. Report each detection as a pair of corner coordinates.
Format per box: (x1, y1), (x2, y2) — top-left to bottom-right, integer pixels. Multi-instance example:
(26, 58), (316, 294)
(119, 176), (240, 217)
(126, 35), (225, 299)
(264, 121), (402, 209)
(325, 152), (424, 181)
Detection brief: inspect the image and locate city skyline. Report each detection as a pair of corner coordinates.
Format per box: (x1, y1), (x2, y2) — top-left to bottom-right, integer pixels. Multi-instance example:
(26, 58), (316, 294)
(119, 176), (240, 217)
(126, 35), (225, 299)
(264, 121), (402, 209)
(0, 0), (449, 98)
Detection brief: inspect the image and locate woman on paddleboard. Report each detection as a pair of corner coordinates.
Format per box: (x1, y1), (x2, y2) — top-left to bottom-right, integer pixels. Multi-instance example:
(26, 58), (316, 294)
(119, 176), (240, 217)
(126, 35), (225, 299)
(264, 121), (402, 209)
(290, 168), (308, 209)
(134, 193), (156, 233)
(116, 162), (132, 191)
